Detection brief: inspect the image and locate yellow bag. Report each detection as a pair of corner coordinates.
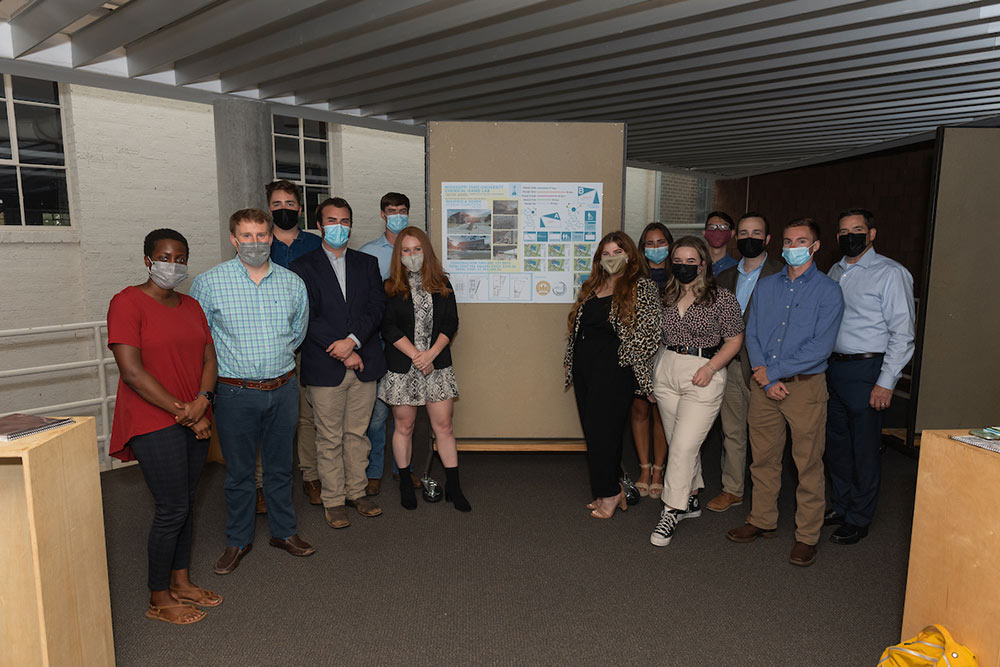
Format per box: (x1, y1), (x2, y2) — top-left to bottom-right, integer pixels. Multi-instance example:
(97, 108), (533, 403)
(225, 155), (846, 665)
(879, 625), (978, 666)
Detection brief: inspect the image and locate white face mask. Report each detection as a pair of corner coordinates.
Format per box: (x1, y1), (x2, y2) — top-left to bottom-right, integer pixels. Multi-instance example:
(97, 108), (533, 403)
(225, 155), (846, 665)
(401, 253), (424, 273)
(148, 259), (188, 289)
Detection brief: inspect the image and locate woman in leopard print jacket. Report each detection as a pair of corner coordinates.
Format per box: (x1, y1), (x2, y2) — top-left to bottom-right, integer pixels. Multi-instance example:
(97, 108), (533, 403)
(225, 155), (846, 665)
(564, 231), (663, 519)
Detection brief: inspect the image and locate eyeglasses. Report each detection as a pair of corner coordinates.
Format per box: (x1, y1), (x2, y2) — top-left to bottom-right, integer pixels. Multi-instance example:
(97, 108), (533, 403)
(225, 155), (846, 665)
(706, 224), (731, 231)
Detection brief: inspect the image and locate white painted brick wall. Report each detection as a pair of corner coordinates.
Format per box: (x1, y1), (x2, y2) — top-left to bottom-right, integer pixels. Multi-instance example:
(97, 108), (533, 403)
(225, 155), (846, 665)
(624, 166), (657, 242)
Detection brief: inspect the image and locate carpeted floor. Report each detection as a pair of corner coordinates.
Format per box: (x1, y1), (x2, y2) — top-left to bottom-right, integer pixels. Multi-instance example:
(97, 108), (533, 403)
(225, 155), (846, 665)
(101, 428), (917, 666)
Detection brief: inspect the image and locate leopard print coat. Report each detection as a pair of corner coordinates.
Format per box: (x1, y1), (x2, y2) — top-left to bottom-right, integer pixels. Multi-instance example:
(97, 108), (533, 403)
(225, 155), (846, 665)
(563, 277), (663, 396)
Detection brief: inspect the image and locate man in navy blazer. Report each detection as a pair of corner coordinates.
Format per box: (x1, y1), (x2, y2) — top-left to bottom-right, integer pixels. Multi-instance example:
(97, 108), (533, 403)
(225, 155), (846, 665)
(290, 197), (387, 529)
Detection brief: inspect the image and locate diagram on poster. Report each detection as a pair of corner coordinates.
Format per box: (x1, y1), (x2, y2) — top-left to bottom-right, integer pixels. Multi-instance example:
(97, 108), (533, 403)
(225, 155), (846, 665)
(442, 182), (602, 303)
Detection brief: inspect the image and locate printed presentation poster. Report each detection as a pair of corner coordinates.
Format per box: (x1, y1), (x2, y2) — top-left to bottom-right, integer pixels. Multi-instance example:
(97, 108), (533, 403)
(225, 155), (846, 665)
(441, 182), (603, 303)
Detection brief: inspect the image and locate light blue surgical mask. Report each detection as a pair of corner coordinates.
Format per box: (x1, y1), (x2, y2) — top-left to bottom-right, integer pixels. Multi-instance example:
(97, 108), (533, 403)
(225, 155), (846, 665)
(323, 223), (350, 248)
(782, 242), (816, 267)
(644, 246), (669, 264)
(386, 213), (408, 234)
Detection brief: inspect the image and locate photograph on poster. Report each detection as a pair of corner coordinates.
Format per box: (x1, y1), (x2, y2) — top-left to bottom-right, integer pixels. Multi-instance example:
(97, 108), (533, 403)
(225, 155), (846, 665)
(574, 243), (593, 257)
(447, 234), (492, 260)
(524, 243), (543, 257)
(574, 273), (589, 289)
(548, 259), (566, 272)
(525, 259), (543, 272)
(493, 244), (518, 259)
(573, 257), (591, 272)
(493, 215), (518, 230)
(494, 230), (516, 244)
(493, 200), (519, 215)
(447, 209), (492, 233)
(548, 243), (566, 257)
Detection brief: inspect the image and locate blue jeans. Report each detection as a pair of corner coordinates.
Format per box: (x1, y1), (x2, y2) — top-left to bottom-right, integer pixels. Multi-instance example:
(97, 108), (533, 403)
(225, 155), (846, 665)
(214, 376), (299, 547)
(365, 394), (392, 478)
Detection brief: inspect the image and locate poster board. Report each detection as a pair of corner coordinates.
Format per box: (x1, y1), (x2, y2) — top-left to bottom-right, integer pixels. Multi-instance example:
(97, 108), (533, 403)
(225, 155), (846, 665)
(912, 128), (1000, 432)
(427, 121), (625, 440)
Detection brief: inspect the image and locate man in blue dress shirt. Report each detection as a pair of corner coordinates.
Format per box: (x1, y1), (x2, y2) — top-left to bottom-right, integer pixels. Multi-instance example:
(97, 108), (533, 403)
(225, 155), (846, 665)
(703, 211), (738, 276)
(824, 209), (915, 545)
(191, 208), (315, 575)
(359, 192), (411, 495)
(727, 218), (844, 568)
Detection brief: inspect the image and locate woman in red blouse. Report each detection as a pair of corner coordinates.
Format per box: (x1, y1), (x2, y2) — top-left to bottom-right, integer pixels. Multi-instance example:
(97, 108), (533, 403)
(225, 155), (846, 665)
(649, 236), (745, 548)
(107, 229), (220, 625)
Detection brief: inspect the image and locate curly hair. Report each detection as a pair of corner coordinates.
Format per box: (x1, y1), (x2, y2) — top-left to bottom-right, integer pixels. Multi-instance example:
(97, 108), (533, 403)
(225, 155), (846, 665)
(567, 230), (644, 333)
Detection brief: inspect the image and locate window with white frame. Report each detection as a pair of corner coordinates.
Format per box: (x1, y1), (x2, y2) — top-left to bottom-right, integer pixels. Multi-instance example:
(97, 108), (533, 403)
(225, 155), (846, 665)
(272, 114), (330, 230)
(0, 75), (70, 226)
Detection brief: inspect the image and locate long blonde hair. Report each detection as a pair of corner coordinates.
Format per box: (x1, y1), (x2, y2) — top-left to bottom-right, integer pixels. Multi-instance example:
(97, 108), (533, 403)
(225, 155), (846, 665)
(662, 235), (718, 307)
(567, 231), (644, 332)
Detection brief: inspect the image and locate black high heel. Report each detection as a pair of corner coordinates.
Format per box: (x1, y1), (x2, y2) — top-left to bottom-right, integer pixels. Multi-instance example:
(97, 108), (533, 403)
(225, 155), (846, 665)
(444, 467), (472, 512)
(398, 465), (417, 510)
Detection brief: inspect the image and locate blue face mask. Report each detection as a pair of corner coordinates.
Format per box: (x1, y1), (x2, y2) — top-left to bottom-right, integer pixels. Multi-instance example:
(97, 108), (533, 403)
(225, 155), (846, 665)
(323, 223), (350, 248)
(644, 246), (669, 264)
(782, 242), (815, 267)
(386, 213), (408, 234)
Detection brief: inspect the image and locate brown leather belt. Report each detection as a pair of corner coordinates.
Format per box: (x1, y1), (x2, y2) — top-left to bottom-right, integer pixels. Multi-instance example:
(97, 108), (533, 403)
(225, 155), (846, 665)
(781, 373), (821, 383)
(217, 369), (295, 391)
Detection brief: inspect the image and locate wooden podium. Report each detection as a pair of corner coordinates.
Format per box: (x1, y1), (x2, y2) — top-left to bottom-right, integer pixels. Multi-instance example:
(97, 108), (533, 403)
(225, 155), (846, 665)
(0, 417), (115, 667)
(902, 429), (1000, 666)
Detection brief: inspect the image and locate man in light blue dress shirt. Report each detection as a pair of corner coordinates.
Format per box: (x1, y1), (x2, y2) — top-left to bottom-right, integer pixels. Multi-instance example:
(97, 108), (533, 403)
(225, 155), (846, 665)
(359, 192), (411, 495)
(191, 208), (315, 575)
(824, 209), (915, 546)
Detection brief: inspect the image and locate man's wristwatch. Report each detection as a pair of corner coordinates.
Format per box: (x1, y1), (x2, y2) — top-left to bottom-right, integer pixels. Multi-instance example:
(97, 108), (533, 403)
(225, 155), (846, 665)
(198, 390), (215, 405)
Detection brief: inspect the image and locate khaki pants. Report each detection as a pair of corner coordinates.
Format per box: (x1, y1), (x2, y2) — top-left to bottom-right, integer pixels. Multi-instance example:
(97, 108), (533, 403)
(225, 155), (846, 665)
(747, 373), (828, 545)
(309, 372), (377, 507)
(255, 355), (318, 485)
(652, 349), (727, 510)
(719, 357), (751, 497)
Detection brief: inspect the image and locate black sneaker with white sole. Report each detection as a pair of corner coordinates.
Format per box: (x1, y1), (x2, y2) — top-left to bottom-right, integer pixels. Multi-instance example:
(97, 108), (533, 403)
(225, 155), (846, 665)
(676, 494), (701, 521)
(650, 507), (680, 547)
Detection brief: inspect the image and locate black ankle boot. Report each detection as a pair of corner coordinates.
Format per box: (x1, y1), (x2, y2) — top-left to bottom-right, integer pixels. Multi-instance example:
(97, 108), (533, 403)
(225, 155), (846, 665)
(444, 466), (471, 512)
(398, 465), (417, 510)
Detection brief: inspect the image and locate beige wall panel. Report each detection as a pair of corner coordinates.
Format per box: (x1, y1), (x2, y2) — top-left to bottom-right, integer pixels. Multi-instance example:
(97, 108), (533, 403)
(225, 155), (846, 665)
(916, 128), (1000, 430)
(427, 121), (624, 439)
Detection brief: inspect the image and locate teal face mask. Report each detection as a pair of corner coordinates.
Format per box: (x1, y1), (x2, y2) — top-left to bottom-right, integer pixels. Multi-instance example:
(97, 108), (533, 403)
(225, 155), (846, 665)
(782, 242), (815, 267)
(386, 214), (408, 234)
(644, 246), (669, 264)
(323, 223), (350, 248)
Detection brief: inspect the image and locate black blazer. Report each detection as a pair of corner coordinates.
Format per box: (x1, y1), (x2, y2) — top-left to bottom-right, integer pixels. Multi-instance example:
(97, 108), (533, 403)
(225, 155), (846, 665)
(382, 280), (459, 374)
(716, 253), (784, 385)
(290, 247), (387, 386)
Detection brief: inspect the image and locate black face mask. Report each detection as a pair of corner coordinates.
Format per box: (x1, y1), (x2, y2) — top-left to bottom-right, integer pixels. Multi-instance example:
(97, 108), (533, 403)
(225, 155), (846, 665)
(672, 263), (699, 284)
(736, 237), (766, 258)
(838, 232), (868, 258)
(272, 208), (300, 230)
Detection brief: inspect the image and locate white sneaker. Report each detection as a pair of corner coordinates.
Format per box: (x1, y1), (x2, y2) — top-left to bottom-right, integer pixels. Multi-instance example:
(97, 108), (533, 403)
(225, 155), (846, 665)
(650, 507), (679, 547)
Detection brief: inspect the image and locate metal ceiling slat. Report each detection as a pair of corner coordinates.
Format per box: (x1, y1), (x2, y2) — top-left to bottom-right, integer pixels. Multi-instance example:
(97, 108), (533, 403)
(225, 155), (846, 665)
(637, 125), (945, 153)
(408, 10), (997, 121)
(347, 0), (982, 117)
(172, 0), (440, 86)
(124, 0), (332, 77)
(9, 0), (106, 57)
(71, 0), (218, 67)
(293, 0), (765, 105)
(220, 0), (559, 95)
(280, 0), (658, 104)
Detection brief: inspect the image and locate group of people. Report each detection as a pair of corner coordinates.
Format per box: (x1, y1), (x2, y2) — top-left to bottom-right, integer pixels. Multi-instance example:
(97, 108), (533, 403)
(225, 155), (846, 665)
(107, 182), (466, 625)
(566, 209), (915, 569)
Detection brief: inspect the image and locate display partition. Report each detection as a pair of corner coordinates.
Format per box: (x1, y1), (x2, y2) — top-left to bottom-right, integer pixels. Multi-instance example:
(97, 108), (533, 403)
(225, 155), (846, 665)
(908, 127), (1000, 441)
(426, 121), (626, 447)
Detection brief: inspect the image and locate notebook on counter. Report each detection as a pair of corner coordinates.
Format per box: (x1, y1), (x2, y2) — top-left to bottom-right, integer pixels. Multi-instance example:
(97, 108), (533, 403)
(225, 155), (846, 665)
(0, 414), (75, 442)
(950, 434), (1000, 454)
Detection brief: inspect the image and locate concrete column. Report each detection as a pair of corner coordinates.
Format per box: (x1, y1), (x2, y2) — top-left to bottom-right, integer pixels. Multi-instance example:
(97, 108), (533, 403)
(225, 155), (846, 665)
(213, 98), (272, 260)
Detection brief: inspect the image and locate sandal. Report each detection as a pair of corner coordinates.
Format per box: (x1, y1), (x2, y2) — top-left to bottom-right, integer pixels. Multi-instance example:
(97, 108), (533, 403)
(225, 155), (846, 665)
(650, 464), (665, 499)
(635, 463), (651, 497)
(590, 485), (628, 519)
(145, 602), (206, 625)
(170, 585), (223, 607)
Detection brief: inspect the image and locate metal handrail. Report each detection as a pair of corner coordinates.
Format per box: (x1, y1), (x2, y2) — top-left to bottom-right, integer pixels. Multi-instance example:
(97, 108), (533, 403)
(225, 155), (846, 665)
(0, 320), (125, 470)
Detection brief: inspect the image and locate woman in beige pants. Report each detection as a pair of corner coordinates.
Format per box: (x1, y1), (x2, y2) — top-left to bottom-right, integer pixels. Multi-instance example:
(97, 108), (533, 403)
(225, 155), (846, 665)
(649, 237), (744, 547)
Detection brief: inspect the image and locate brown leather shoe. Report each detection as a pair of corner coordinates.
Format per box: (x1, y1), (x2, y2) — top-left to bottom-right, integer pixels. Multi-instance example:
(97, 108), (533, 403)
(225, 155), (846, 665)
(214, 544), (253, 575)
(411, 471), (422, 489)
(268, 534), (316, 557)
(789, 541), (817, 567)
(726, 522), (777, 543)
(706, 492), (743, 513)
(366, 478), (381, 496)
(346, 495), (383, 517)
(255, 488), (267, 514)
(324, 505), (350, 529)
(303, 479), (322, 505)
